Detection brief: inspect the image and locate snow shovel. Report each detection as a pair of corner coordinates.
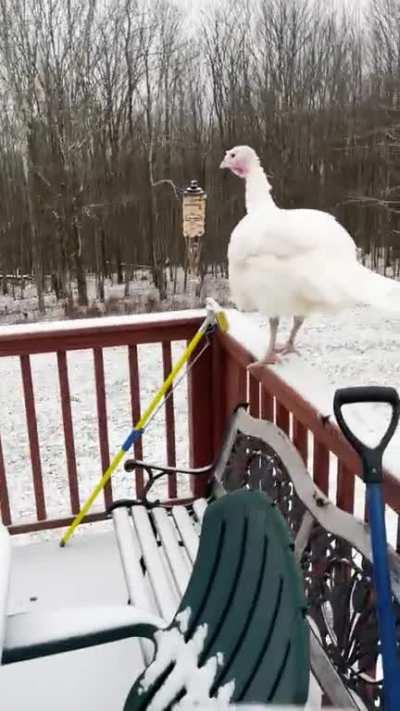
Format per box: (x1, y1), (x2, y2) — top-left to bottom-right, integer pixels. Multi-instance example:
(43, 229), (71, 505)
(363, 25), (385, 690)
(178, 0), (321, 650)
(334, 386), (400, 711)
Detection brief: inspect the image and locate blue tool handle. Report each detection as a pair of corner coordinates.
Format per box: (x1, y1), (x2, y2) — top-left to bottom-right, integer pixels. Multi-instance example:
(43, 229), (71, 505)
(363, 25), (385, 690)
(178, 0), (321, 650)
(121, 428), (144, 452)
(334, 386), (400, 483)
(367, 485), (400, 710)
(334, 386), (400, 710)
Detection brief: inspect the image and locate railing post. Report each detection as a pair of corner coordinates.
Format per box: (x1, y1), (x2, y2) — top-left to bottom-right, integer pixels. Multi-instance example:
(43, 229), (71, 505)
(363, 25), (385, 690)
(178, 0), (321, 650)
(0, 431), (11, 525)
(211, 335), (227, 456)
(249, 373), (260, 418)
(261, 387), (274, 421)
(187, 338), (214, 498)
(276, 400), (290, 435)
(313, 439), (330, 495)
(336, 461), (355, 514)
(293, 418), (308, 465)
(224, 353), (247, 420)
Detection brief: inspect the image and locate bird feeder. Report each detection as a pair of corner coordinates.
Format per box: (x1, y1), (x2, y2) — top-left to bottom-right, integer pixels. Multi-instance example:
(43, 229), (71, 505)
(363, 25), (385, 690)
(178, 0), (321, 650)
(182, 179), (206, 276)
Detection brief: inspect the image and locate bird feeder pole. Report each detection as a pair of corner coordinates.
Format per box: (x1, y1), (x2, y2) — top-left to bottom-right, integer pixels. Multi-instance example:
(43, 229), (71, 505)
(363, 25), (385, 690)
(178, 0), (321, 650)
(182, 180), (206, 288)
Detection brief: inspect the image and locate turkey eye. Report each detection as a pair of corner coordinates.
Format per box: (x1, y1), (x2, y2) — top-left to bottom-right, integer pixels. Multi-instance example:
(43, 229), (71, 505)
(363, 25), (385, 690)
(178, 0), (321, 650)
(231, 152), (236, 158)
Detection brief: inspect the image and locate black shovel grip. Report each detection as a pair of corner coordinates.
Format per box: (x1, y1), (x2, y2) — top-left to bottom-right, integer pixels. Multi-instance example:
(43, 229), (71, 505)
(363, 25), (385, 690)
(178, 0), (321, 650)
(333, 386), (400, 483)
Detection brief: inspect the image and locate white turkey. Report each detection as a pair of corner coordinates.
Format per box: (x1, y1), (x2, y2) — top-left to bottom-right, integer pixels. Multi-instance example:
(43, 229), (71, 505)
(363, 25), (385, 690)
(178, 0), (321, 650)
(220, 145), (400, 366)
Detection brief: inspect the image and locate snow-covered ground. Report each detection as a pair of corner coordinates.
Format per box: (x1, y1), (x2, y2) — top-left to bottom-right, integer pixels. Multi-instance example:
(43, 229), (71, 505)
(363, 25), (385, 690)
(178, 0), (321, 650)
(0, 271), (230, 325)
(1, 295), (400, 545)
(0, 272), (159, 324)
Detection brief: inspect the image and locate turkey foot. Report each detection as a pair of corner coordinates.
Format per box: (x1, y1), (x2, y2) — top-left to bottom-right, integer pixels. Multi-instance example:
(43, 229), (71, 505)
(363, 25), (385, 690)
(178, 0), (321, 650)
(247, 350), (281, 370)
(247, 316), (281, 369)
(274, 342), (300, 356)
(274, 316), (304, 357)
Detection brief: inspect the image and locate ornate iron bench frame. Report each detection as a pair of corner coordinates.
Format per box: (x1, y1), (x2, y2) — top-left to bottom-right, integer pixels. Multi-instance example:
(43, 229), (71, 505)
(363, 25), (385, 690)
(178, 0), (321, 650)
(113, 405), (400, 710)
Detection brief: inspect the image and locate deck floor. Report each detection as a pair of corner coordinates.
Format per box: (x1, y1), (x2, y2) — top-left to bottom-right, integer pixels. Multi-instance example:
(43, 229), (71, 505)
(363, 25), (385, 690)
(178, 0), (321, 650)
(8, 528), (127, 614)
(3, 528), (145, 710)
(3, 524), (324, 709)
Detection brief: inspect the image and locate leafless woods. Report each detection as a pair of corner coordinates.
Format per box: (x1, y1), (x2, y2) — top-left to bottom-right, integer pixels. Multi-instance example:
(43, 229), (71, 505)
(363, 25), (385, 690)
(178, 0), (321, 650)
(0, 0), (399, 308)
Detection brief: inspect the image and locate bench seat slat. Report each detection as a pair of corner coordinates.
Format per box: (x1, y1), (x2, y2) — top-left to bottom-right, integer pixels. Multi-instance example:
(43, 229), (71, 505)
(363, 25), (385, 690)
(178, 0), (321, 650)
(112, 508), (152, 611)
(192, 498), (207, 525)
(131, 506), (178, 621)
(150, 508), (191, 597)
(171, 506), (200, 565)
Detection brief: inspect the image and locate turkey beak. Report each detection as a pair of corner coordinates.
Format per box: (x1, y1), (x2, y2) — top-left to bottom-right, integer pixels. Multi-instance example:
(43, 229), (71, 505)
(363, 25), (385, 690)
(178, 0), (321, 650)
(219, 156), (228, 169)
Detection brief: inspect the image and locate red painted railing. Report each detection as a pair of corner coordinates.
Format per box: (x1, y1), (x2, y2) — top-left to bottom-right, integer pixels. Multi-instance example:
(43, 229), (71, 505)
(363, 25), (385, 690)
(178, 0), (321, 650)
(0, 314), (215, 534)
(1, 311), (400, 546)
(216, 329), (400, 551)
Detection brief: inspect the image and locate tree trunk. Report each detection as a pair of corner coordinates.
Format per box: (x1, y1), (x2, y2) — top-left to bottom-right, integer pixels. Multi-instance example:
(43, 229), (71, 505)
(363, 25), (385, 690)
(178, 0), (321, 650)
(72, 221), (88, 306)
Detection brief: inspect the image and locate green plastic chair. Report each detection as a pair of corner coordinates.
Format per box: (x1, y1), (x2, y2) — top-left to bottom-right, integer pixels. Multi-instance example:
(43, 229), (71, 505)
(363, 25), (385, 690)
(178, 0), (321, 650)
(124, 489), (309, 709)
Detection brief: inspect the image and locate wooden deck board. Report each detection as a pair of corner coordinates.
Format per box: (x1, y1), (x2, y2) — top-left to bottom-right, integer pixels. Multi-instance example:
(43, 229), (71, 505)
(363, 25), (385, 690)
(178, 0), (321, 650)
(7, 528), (127, 615)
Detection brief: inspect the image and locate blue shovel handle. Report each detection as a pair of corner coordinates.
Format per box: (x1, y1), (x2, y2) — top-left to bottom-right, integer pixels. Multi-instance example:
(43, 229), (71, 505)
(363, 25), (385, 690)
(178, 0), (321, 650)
(334, 386), (400, 482)
(334, 386), (400, 711)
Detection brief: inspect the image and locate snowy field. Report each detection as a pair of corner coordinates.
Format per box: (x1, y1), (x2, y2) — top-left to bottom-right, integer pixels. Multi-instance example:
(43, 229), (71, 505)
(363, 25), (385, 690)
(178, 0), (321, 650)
(0, 271), (229, 325)
(1, 297), (400, 545)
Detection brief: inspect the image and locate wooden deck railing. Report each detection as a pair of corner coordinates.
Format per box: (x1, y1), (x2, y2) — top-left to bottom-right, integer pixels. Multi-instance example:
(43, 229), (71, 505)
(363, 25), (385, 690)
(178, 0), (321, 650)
(0, 313), (216, 534)
(216, 329), (400, 552)
(1, 309), (400, 544)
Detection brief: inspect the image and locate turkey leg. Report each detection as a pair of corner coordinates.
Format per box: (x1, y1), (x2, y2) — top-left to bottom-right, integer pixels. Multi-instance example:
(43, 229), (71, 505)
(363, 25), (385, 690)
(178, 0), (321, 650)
(275, 316), (304, 355)
(248, 317), (280, 369)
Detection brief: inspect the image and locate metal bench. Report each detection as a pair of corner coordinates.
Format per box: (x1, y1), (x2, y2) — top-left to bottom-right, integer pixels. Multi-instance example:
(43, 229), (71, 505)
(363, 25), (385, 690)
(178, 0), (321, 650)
(112, 405), (400, 710)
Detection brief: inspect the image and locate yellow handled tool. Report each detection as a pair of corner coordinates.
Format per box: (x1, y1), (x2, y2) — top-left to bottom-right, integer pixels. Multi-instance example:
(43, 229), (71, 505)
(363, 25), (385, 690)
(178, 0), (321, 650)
(60, 299), (228, 546)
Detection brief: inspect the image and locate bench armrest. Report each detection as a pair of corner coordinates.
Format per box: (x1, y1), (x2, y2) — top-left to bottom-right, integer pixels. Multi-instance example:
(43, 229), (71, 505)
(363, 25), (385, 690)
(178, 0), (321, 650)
(124, 458), (213, 477)
(3, 606), (165, 664)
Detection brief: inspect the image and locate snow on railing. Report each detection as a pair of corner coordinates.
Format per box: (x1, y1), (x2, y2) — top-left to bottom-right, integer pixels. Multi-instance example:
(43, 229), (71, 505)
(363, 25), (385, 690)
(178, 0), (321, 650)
(0, 311), (212, 533)
(218, 310), (400, 551)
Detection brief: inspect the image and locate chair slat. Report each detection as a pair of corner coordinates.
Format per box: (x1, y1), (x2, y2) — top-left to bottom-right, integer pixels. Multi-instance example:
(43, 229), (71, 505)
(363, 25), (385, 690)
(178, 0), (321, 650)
(112, 507), (158, 664)
(112, 508), (154, 611)
(151, 508), (191, 596)
(131, 506), (178, 621)
(192, 498), (207, 525)
(171, 505), (199, 564)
